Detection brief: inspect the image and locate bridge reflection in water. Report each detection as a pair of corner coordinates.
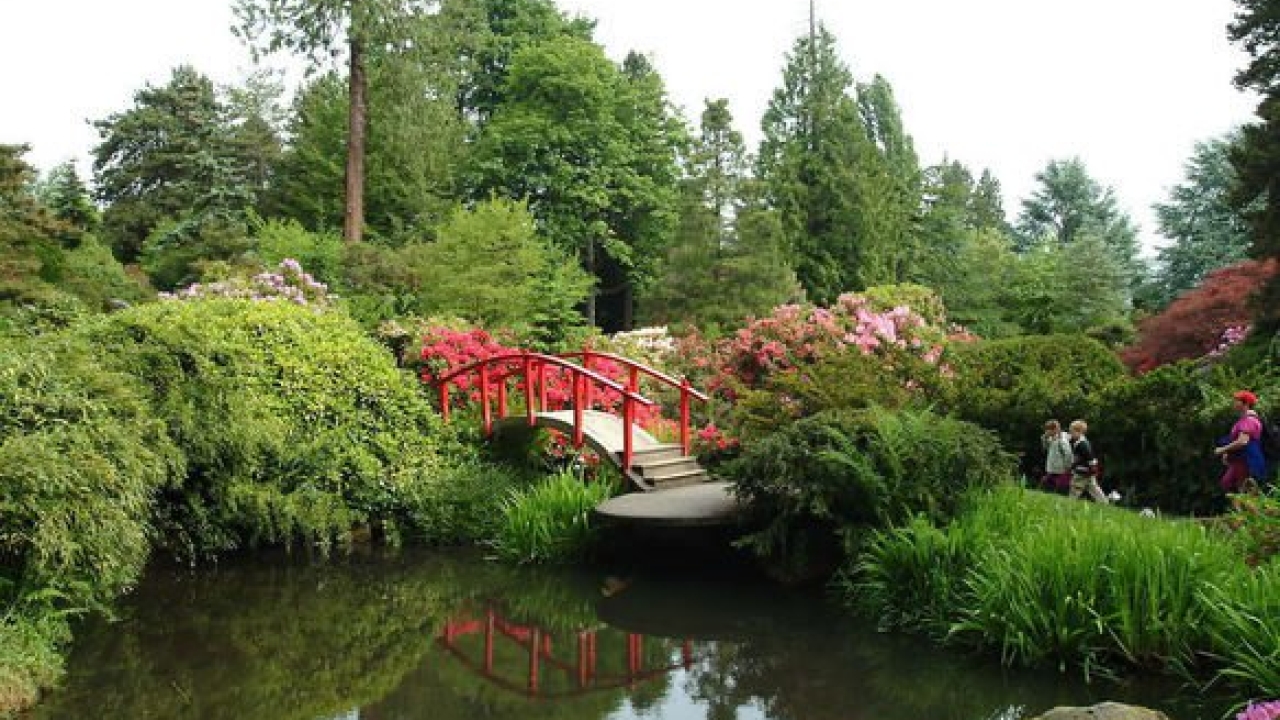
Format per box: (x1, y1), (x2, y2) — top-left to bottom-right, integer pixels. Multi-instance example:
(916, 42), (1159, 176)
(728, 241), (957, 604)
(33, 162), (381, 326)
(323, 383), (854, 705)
(438, 609), (694, 698)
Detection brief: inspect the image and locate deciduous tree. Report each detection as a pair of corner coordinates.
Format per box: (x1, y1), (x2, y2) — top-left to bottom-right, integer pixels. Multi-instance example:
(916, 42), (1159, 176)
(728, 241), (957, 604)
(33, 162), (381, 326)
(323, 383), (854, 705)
(1121, 259), (1278, 372)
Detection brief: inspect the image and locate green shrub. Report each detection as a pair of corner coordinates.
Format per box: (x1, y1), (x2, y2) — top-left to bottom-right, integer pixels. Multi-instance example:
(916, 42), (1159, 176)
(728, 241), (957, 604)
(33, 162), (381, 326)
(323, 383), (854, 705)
(726, 408), (1013, 569)
(943, 334), (1127, 475)
(252, 217), (344, 286)
(493, 470), (617, 564)
(0, 335), (178, 709)
(76, 299), (456, 559)
(1090, 361), (1277, 515)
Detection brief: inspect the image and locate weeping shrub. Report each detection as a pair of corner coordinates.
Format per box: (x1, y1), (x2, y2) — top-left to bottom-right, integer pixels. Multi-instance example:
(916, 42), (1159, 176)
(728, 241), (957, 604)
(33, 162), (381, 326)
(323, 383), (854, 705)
(0, 335), (179, 712)
(493, 470), (618, 564)
(75, 299), (459, 559)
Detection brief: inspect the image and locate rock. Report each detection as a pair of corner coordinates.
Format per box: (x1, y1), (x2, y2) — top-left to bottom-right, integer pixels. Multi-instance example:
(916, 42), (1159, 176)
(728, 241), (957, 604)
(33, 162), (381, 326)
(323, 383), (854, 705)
(1032, 703), (1171, 720)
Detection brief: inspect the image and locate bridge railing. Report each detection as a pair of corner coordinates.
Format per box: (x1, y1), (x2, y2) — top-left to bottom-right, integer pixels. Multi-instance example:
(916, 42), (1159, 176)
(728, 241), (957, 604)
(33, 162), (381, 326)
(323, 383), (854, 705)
(432, 351), (657, 471)
(558, 350), (709, 457)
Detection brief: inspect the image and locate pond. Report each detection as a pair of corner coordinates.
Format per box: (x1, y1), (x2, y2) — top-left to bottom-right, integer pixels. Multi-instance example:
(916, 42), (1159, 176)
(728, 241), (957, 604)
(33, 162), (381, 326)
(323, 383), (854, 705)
(26, 548), (1233, 720)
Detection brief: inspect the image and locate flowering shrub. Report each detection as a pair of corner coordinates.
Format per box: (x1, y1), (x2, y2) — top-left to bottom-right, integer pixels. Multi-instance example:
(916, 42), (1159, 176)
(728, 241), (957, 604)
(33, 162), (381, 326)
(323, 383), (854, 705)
(1238, 700), (1280, 720)
(1209, 325), (1252, 359)
(676, 293), (951, 402)
(160, 259), (331, 307)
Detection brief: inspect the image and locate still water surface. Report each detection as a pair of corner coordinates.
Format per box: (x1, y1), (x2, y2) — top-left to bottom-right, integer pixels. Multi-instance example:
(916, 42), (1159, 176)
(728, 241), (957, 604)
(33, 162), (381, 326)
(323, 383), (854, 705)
(28, 549), (1231, 720)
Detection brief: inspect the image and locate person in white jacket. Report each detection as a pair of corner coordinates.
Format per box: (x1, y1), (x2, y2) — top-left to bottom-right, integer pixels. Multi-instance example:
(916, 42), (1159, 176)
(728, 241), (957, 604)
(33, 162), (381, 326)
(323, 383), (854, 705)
(1040, 419), (1073, 492)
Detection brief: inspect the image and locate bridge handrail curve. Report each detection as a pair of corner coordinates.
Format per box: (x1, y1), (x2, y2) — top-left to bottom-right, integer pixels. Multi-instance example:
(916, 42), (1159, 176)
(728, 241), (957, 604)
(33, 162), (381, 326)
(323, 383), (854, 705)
(558, 350), (709, 402)
(430, 350), (663, 472)
(433, 351), (654, 407)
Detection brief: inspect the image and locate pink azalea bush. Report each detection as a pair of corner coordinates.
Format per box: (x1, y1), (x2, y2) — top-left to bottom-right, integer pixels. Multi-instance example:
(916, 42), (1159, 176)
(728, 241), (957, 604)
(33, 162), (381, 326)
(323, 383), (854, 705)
(160, 258), (331, 307)
(676, 292), (954, 402)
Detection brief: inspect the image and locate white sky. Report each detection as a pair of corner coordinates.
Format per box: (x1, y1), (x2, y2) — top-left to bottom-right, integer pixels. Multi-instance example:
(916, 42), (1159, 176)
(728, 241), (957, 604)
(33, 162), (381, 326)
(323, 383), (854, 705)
(0, 0), (1260, 252)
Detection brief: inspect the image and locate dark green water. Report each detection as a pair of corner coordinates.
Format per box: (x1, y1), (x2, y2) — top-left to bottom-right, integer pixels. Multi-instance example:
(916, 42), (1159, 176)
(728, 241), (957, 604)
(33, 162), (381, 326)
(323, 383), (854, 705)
(27, 549), (1232, 720)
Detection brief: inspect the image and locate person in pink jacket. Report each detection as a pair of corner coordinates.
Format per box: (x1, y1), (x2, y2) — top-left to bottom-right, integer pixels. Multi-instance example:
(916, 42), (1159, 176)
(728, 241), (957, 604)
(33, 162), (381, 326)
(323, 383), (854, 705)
(1214, 390), (1264, 494)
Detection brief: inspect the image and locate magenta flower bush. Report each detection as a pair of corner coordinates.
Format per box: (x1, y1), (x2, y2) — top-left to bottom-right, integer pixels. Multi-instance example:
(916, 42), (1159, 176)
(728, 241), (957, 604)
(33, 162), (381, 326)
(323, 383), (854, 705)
(1239, 700), (1280, 720)
(160, 259), (332, 307)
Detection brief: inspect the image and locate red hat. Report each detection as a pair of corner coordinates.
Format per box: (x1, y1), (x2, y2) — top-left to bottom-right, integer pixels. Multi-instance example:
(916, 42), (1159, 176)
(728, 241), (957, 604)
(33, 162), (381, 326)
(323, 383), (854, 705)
(1233, 390), (1258, 407)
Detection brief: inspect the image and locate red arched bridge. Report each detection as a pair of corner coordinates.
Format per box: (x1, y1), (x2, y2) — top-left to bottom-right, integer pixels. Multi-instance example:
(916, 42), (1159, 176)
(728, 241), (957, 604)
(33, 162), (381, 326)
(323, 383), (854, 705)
(430, 349), (745, 525)
(431, 350), (712, 491)
(439, 608), (695, 698)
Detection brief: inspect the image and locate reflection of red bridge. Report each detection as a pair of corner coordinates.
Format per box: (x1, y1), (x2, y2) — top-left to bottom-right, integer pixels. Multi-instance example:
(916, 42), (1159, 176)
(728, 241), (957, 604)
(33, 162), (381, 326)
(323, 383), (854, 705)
(439, 609), (694, 698)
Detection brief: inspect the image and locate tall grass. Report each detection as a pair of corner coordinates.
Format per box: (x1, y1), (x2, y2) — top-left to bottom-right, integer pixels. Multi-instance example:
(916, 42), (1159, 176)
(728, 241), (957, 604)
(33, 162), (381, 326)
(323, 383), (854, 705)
(849, 486), (1274, 692)
(1201, 565), (1280, 697)
(493, 470), (618, 564)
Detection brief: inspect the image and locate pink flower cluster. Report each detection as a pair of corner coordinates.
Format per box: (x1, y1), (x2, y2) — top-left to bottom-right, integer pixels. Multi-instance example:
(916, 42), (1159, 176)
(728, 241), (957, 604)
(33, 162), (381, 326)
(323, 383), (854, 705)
(677, 293), (950, 400)
(696, 423), (738, 453)
(1238, 700), (1280, 720)
(160, 258), (331, 306)
(1207, 325), (1251, 359)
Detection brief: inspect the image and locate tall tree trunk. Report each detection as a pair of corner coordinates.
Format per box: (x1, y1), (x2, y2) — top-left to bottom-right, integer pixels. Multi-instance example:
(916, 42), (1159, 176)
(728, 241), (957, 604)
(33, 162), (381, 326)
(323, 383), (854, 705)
(585, 238), (597, 327)
(344, 35), (367, 243)
(621, 282), (634, 331)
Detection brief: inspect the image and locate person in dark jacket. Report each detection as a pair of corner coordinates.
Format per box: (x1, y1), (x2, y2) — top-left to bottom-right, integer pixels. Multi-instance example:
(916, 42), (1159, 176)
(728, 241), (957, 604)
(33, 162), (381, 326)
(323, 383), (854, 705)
(1068, 420), (1108, 504)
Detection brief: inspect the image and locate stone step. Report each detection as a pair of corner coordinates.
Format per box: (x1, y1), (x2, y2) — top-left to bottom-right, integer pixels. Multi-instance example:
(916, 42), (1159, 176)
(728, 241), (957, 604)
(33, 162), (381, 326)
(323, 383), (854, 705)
(649, 469), (709, 490)
(636, 456), (701, 478)
(627, 444), (684, 463)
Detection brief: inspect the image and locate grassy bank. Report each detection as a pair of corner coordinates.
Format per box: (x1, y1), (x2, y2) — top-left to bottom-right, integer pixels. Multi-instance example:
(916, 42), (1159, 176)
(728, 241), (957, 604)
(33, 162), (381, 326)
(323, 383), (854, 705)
(846, 486), (1280, 696)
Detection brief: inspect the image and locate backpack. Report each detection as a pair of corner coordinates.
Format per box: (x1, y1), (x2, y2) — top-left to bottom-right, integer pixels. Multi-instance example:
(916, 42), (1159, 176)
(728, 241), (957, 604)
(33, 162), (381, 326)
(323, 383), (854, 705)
(1260, 412), (1280, 469)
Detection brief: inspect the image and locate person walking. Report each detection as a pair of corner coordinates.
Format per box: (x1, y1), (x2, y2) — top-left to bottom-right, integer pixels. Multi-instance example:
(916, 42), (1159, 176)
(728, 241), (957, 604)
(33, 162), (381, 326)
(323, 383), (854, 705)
(1068, 420), (1108, 504)
(1041, 419), (1072, 493)
(1214, 390), (1265, 494)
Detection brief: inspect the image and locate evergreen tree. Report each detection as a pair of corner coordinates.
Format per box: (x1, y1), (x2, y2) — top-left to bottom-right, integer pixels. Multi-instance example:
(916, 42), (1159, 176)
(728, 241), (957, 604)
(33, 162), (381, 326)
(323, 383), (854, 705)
(1228, 0), (1280, 331)
(1151, 133), (1252, 307)
(644, 99), (798, 329)
(1015, 157), (1142, 295)
(34, 161), (99, 242)
(91, 66), (252, 267)
(969, 169), (1009, 235)
(270, 62), (465, 241)
(855, 74), (922, 282)
(757, 24), (875, 303)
